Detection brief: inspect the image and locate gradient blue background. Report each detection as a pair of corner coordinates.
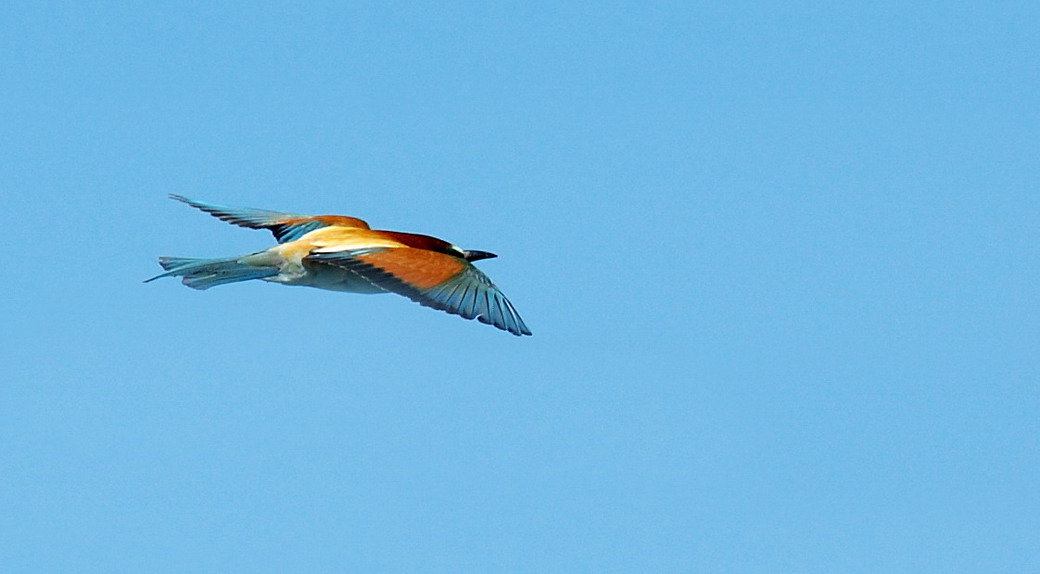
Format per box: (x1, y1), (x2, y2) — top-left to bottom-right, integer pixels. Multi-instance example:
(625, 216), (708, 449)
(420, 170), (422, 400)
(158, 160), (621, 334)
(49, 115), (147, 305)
(2, 2), (1038, 572)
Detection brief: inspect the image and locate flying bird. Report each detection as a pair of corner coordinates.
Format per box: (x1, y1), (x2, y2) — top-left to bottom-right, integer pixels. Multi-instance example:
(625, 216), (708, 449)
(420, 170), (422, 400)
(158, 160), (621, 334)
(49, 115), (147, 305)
(147, 195), (532, 336)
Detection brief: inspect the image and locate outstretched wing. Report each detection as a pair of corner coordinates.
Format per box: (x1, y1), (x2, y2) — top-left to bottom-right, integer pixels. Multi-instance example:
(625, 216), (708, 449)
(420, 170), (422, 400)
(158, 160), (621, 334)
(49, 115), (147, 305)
(309, 248), (532, 336)
(170, 195), (370, 243)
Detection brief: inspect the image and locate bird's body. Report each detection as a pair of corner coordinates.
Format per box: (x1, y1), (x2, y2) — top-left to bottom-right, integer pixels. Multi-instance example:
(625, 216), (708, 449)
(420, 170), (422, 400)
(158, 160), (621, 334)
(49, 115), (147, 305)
(148, 195), (531, 336)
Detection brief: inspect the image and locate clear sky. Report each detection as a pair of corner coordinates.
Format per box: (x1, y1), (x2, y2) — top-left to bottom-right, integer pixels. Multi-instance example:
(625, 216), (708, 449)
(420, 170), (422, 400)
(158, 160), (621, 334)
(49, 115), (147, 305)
(2, 2), (1037, 572)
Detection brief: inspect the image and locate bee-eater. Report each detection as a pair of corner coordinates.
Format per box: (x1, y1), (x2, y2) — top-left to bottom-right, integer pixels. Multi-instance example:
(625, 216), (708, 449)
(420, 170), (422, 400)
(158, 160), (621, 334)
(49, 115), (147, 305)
(147, 195), (532, 336)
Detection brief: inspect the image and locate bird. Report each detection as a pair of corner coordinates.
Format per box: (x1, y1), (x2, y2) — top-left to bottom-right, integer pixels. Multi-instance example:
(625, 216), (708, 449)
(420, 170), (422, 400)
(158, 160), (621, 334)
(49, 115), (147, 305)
(146, 194), (532, 336)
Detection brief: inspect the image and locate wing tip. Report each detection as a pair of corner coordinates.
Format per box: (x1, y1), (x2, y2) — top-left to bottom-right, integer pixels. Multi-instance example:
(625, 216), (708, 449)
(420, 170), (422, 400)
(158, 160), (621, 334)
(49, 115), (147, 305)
(168, 193), (218, 213)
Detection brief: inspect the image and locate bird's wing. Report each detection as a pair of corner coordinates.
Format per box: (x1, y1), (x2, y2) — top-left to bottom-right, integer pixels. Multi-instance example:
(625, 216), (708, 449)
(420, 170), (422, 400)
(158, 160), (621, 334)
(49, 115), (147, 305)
(170, 195), (370, 243)
(309, 247), (532, 336)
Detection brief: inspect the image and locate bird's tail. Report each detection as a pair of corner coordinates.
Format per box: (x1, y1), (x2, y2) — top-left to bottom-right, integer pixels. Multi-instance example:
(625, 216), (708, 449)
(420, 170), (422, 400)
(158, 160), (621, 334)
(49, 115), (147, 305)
(145, 255), (279, 290)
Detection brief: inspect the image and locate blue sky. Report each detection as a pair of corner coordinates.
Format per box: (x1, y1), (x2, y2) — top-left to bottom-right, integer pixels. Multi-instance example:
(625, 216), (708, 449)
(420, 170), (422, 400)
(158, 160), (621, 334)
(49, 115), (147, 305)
(2, 1), (1037, 572)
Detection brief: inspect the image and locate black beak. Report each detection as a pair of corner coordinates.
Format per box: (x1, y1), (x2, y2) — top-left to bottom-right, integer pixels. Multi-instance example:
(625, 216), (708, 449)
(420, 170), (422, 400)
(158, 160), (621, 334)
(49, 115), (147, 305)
(463, 250), (498, 262)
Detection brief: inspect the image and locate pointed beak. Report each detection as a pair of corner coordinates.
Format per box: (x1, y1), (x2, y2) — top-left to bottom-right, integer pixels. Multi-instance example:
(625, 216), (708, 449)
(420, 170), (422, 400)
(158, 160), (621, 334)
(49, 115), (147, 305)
(463, 250), (498, 262)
